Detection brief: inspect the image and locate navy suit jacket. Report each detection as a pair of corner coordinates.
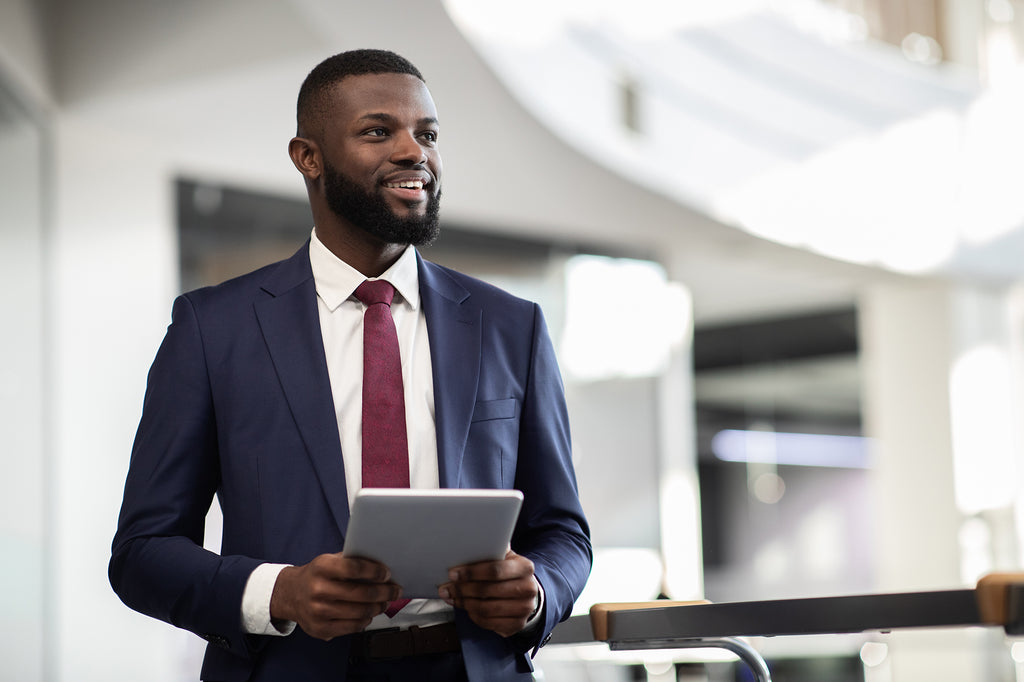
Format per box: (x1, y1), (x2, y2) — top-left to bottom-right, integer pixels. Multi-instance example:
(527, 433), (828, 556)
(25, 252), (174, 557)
(109, 243), (592, 681)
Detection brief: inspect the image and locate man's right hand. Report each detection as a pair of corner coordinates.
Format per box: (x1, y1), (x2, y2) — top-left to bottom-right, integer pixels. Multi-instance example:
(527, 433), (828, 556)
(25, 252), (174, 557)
(269, 552), (400, 640)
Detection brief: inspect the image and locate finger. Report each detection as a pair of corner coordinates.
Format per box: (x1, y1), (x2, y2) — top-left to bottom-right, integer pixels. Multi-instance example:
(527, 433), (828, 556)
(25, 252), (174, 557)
(460, 608), (533, 639)
(474, 617), (532, 638)
(324, 580), (402, 605)
(297, 593), (390, 641)
(308, 553), (392, 584)
(459, 596), (535, 619)
(304, 613), (380, 641)
(448, 549), (521, 574)
(307, 596), (388, 622)
(444, 576), (536, 602)
(449, 554), (533, 583)
(302, 568), (401, 607)
(334, 554), (393, 582)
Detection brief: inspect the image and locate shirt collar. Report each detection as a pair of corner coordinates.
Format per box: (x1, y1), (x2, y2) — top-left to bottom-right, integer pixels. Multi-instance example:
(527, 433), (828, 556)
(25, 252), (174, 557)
(309, 228), (421, 312)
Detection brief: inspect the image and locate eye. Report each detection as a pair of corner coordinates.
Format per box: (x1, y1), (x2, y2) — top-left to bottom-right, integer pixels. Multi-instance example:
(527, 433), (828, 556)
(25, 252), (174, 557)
(364, 127), (389, 137)
(420, 130), (438, 143)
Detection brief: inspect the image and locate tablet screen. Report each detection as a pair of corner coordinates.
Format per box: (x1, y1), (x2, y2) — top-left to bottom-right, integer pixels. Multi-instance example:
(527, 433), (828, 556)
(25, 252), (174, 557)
(343, 488), (524, 598)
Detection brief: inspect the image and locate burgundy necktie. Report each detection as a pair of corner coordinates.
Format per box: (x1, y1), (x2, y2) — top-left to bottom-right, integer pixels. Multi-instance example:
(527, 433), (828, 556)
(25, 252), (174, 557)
(354, 280), (410, 616)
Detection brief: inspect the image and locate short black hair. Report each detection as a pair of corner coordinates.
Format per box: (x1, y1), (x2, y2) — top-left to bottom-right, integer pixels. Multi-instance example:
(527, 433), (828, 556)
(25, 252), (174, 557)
(296, 49), (425, 137)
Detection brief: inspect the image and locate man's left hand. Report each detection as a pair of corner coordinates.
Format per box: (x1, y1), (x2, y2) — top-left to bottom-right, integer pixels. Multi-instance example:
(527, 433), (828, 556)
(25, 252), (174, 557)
(439, 550), (539, 638)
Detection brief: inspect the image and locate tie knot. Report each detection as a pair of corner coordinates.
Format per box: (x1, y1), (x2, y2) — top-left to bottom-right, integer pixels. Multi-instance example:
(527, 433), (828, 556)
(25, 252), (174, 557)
(355, 280), (396, 307)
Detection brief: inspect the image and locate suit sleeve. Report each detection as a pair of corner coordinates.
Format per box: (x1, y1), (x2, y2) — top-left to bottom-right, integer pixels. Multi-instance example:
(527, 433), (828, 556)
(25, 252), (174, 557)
(109, 294), (262, 658)
(511, 303), (592, 652)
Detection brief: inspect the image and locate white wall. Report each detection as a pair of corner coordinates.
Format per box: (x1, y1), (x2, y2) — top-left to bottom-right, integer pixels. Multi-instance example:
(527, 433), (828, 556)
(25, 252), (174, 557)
(0, 3), (50, 677)
(0, 79), (47, 682)
(48, 114), (184, 679)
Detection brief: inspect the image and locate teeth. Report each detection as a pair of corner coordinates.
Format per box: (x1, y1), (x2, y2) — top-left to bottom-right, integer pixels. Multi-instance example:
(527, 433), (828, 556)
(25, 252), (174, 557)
(386, 180), (424, 190)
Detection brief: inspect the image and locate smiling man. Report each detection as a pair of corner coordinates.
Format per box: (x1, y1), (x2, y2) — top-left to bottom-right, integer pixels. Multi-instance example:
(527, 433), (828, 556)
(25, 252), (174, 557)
(109, 49), (591, 682)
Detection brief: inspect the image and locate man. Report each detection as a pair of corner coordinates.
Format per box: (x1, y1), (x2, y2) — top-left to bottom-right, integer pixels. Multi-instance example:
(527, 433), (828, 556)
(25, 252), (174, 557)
(109, 49), (591, 681)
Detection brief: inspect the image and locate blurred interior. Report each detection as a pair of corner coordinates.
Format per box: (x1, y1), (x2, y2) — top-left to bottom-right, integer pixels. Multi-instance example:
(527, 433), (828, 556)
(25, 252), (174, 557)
(4, 1), (1024, 680)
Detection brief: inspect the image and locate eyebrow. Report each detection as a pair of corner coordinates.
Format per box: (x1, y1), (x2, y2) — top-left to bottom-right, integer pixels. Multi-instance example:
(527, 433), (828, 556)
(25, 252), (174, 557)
(357, 112), (439, 127)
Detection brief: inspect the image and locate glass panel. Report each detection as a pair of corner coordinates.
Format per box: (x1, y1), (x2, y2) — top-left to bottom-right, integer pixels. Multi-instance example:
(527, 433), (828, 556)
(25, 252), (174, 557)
(0, 78), (46, 678)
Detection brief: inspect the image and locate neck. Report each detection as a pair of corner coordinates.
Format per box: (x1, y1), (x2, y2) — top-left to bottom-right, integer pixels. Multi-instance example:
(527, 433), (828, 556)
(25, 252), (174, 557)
(313, 222), (406, 278)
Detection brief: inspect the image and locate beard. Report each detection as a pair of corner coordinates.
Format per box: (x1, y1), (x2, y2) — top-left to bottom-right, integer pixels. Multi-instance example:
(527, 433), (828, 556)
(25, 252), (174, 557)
(323, 160), (441, 247)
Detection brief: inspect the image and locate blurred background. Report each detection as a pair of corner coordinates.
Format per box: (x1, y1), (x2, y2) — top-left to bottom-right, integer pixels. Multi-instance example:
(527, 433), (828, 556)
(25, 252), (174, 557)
(3, 0), (1024, 679)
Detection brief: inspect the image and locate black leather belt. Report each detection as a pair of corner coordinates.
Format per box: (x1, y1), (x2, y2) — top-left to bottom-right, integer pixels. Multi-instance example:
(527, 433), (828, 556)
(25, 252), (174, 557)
(348, 622), (461, 662)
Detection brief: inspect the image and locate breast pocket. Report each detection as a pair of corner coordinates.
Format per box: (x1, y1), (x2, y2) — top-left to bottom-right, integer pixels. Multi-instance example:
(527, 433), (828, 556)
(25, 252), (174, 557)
(463, 398), (519, 487)
(471, 397), (517, 422)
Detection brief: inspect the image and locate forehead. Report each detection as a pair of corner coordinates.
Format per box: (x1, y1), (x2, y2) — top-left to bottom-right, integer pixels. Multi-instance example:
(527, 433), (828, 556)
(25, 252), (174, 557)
(326, 72), (438, 126)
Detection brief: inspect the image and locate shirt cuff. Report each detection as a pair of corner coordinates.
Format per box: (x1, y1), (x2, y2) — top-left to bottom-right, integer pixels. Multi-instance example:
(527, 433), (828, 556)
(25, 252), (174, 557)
(241, 563), (297, 636)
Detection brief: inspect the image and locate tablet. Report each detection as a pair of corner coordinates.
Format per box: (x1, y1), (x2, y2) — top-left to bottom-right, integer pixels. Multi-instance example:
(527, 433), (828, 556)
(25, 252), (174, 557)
(343, 488), (524, 598)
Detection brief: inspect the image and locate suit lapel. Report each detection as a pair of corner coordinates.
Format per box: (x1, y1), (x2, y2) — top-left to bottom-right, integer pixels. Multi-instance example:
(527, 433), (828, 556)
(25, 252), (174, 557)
(418, 256), (480, 489)
(254, 243), (351, 536)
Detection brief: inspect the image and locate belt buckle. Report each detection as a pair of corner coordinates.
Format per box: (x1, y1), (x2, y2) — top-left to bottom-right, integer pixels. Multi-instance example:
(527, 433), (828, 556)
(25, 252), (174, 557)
(353, 622), (459, 662)
(367, 627), (410, 661)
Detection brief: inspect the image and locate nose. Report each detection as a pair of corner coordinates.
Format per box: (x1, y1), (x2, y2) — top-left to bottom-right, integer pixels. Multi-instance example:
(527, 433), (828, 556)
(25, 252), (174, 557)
(390, 130), (427, 165)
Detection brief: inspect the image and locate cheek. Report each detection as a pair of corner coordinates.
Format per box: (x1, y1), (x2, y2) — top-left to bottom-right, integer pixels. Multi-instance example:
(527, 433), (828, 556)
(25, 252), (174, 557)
(334, 143), (383, 176)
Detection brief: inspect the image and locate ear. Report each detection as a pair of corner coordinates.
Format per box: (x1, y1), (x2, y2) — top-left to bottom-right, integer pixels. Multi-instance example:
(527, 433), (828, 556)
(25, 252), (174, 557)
(288, 136), (322, 181)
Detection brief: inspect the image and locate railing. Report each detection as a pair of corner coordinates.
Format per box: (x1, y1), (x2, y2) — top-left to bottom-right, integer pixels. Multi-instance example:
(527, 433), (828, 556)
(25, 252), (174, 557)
(548, 572), (1024, 682)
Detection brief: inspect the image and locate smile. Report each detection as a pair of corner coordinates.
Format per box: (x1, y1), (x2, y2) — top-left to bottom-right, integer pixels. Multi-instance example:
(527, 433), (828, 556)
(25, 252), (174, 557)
(383, 179), (425, 190)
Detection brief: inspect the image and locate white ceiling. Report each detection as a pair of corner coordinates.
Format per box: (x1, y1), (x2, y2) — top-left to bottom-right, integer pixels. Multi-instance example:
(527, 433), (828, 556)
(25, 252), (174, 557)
(447, 3), (1024, 286)
(40, 0), (922, 327)
(39, 0), (967, 420)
